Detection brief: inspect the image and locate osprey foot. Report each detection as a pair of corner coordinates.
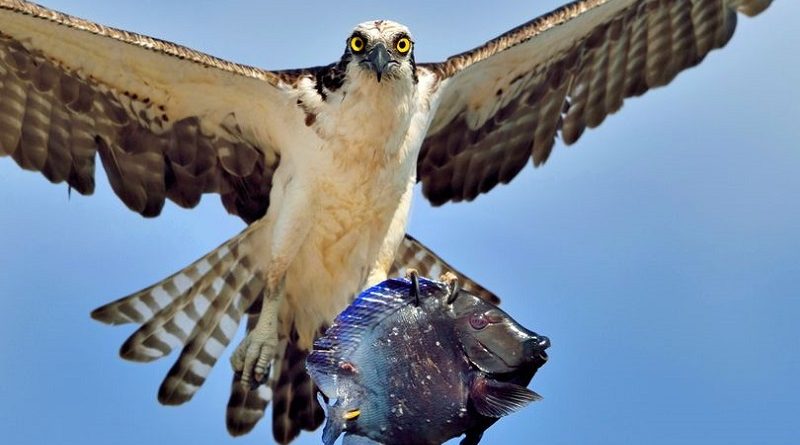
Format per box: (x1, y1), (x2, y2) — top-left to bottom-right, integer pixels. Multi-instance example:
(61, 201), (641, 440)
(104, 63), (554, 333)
(231, 330), (278, 386)
(230, 288), (282, 386)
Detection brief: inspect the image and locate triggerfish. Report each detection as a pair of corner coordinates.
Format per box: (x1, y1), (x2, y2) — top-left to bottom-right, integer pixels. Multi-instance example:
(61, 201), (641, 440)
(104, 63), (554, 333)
(306, 275), (550, 445)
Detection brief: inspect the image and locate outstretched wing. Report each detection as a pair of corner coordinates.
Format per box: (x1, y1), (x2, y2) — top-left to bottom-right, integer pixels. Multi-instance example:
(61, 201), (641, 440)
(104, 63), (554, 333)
(0, 0), (313, 223)
(416, 0), (771, 205)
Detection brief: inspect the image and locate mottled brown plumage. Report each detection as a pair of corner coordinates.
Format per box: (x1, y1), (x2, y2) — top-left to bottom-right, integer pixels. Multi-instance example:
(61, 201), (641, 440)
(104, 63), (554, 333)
(417, 0), (771, 205)
(0, 0), (297, 221)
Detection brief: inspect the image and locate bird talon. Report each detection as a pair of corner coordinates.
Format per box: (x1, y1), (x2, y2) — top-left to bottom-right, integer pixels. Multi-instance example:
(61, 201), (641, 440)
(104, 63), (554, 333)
(231, 332), (278, 387)
(440, 271), (460, 304)
(406, 268), (421, 306)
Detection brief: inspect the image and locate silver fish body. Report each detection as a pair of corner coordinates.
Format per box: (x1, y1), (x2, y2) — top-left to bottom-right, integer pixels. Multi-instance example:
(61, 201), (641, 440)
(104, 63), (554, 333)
(307, 277), (549, 445)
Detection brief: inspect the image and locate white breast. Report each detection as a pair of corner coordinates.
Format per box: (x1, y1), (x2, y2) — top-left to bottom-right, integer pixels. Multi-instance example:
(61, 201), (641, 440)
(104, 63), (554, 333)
(274, 69), (436, 347)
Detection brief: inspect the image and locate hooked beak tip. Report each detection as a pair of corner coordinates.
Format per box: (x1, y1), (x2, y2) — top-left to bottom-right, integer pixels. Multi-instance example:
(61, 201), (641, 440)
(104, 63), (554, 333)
(365, 43), (390, 83)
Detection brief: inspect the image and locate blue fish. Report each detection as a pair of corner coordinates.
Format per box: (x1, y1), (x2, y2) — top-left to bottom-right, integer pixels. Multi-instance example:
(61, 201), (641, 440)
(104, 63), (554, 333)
(307, 276), (550, 445)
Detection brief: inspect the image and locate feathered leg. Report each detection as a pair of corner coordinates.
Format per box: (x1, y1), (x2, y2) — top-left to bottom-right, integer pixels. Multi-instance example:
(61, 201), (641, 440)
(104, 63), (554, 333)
(231, 274), (285, 385)
(231, 175), (313, 386)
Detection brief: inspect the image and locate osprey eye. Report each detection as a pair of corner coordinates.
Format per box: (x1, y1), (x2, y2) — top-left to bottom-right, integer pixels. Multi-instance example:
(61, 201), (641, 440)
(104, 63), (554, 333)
(396, 37), (411, 54)
(350, 36), (365, 53)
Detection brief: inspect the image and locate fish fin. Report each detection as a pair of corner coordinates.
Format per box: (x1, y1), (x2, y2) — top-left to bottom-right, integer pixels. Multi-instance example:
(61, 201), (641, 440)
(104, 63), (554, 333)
(321, 416), (343, 445)
(470, 376), (542, 418)
(460, 430), (485, 445)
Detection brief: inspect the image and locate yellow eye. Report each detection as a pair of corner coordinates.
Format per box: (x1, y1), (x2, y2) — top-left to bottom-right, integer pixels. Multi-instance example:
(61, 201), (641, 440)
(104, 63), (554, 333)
(396, 37), (411, 54)
(343, 409), (361, 420)
(350, 36), (365, 53)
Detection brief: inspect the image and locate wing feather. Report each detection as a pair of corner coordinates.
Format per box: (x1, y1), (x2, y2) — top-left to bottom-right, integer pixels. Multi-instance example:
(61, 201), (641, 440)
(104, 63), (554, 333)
(417, 0), (772, 206)
(0, 0), (313, 222)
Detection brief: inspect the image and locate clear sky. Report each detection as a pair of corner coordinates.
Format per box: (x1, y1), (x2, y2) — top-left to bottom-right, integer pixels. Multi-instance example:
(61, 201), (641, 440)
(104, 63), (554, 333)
(0, 1), (798, 444)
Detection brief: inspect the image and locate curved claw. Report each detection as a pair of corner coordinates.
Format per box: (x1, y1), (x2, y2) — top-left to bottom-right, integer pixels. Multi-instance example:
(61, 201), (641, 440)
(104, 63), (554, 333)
(440, 271), (460, 304)
(406, 268), (421, 306)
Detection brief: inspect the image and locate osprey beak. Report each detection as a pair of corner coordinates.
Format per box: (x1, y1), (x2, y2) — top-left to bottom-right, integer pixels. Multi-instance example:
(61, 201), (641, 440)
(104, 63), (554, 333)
(366, 43), (391, 82)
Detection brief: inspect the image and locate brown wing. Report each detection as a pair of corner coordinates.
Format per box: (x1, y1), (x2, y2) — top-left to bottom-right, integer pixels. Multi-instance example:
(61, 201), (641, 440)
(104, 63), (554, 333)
(417, 0), (772, 206)
(0, 0), (313, 223)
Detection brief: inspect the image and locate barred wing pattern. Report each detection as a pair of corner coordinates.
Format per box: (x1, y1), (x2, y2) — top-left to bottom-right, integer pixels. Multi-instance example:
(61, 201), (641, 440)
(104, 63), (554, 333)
(0, 0), (307, 222)
(0, 1), (324, 441)
(417, 0), (772, 205)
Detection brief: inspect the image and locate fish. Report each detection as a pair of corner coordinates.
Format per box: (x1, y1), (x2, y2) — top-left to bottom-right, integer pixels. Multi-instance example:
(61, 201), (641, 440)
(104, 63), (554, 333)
(306, 275), (550, 445)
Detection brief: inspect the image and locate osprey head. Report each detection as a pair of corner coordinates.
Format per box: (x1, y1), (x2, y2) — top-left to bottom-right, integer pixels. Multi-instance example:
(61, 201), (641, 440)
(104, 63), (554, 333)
(345, 20), (416, 83)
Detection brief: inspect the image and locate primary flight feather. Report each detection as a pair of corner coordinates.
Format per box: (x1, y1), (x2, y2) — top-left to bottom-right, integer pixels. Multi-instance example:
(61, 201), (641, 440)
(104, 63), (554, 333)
(0, 0), (772, 443)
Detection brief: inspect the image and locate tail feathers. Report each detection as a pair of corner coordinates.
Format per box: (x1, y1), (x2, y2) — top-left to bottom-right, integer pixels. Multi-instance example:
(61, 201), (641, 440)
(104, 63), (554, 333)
(226, 381), (273, 436)
(226, 314), (278, 436)
(90, 229), (268, 406)
(158, 263), (265, 405)
(271, 327), (326, 444)
(118, 247), (242, 362)
(90, 236), (239, 326)
(225, 322), (326, 444)
(391, 234), (500, 304)
(732, 0), (772, 16)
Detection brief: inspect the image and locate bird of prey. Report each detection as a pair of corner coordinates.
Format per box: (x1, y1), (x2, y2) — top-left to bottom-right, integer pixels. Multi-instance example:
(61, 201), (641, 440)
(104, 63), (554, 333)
(0, 0), (773, 443)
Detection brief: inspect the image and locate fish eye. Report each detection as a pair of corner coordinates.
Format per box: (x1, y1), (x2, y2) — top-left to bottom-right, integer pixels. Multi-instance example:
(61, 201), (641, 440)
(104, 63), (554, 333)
(395, 36), (412, 54)
(350, 35), (366, 53)
(469, 313), (488, 330)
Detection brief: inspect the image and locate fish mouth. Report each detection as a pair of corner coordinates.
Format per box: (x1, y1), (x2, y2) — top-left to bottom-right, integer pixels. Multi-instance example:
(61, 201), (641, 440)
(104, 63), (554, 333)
(525, 334), (550, 362)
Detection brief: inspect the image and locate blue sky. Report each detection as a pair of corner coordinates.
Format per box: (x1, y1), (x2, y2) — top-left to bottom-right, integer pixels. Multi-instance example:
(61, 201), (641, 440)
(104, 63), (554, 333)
(0, 1), (798, 444)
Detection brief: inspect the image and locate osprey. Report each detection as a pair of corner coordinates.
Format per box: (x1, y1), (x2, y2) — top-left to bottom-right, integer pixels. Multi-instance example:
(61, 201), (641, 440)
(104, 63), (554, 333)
(0, 0), (772, 443)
